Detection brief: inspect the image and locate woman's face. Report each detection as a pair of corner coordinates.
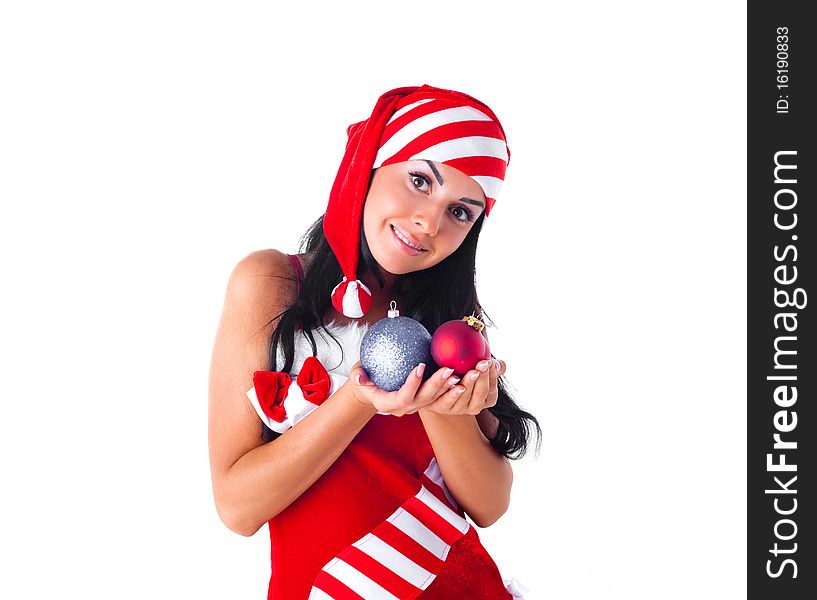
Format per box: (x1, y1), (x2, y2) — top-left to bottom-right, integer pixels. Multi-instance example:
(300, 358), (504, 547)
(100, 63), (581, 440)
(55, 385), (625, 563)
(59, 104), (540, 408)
(362, 160), (486, 275)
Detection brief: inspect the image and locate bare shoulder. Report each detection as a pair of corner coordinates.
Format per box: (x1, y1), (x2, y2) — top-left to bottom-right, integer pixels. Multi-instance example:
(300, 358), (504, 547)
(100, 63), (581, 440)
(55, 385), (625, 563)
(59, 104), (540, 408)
(231, 249), (314, 285)
(230, 249), (296, 300)
(231, 248), (294, 283)
(224, 249), (297, 333)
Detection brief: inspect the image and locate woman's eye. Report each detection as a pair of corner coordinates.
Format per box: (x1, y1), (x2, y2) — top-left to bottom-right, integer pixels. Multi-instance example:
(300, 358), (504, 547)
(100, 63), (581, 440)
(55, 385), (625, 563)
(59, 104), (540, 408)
(409, 172), (430, 192)
(451, 206), (474, 223)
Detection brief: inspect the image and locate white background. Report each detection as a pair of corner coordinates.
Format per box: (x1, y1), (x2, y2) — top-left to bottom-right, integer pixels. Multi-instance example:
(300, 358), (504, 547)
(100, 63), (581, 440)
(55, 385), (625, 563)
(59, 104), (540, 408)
(0, 1), (746, 598)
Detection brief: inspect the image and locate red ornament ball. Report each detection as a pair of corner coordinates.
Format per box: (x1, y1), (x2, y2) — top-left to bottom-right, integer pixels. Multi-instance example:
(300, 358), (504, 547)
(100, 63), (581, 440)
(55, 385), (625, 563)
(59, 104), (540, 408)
(431, 317), (491, 376)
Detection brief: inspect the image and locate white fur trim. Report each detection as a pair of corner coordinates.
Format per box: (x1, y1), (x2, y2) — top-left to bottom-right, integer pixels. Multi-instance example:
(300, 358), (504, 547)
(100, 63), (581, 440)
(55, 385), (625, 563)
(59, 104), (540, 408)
(503, 577), (531, 599)
(267, 319), (370, 378)
(300, 319), (370, 376)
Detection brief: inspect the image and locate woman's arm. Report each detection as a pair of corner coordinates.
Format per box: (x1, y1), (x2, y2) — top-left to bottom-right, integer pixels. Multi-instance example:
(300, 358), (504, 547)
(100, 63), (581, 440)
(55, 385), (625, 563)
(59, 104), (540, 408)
(417, 348), (512, 528)
(208, 250), (377, 536)
(419, 408), (513, 528)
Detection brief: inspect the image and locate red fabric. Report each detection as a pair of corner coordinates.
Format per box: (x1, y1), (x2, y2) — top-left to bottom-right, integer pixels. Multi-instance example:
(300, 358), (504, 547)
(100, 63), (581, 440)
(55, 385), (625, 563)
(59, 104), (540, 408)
(252, 371), (291, 423)
(421, 527), (512, 599)
(324, 88), (410, 307)
(265, 413), (512, 599)
(296, 356), (332, 406)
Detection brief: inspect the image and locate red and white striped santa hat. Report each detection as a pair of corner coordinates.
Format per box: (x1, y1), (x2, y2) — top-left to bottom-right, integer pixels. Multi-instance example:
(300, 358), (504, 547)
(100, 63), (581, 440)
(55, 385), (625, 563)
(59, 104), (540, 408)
(324, 84), (510, 318)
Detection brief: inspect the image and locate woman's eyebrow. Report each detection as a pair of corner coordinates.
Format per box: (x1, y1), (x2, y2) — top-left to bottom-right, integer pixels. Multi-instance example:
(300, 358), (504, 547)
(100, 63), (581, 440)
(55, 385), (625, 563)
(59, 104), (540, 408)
(421, 159), (484, 208)
(423, 160), (444, 185)
(460, 197), (485, 208)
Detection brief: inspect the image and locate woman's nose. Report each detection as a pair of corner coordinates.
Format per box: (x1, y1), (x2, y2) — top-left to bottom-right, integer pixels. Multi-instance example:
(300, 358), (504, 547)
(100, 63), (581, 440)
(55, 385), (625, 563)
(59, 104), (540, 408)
(412, 206), (444, 237)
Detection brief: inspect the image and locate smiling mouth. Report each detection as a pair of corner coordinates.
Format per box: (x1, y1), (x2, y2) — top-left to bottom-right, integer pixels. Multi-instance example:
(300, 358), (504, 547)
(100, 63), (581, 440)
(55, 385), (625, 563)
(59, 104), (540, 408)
(391, 224), (428, 252)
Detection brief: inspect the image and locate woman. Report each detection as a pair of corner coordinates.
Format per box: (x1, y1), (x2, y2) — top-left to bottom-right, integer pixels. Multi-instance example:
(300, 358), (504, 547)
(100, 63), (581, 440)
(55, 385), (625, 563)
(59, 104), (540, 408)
(209, 85), (539, 599)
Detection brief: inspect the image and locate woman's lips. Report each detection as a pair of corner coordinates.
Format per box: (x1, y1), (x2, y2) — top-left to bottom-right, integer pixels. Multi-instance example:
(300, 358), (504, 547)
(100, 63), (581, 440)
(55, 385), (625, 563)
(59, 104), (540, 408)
(391, 225), (427, 256)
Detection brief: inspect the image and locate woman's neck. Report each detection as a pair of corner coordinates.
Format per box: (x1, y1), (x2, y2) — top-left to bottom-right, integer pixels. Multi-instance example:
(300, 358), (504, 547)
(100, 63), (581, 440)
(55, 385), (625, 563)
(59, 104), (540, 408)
(362, 267), (398, 297)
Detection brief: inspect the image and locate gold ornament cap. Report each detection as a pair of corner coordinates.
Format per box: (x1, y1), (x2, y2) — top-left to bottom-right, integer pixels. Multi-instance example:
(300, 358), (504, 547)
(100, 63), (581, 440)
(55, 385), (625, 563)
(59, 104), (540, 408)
(461, 313), (485, 332)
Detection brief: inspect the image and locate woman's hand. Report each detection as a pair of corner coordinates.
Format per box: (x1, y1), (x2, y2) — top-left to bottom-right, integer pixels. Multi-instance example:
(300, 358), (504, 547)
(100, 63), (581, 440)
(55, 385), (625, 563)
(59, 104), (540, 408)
(346, 361), (463, 416)
(420, 358), (506, 416)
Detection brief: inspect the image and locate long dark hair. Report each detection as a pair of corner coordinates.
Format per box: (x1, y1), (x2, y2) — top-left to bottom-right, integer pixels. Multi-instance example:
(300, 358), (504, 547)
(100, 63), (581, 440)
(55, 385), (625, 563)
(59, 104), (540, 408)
(264, 205), (541, 460)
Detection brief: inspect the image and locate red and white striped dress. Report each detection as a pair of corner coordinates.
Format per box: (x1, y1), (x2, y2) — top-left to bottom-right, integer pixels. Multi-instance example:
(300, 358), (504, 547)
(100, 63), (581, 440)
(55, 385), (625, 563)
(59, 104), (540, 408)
(246, 258), (526, 599)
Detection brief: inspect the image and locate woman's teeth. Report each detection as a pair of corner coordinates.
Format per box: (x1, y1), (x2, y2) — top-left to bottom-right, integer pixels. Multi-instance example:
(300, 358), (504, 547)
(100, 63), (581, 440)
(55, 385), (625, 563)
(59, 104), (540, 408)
(392, 225), (426, 251)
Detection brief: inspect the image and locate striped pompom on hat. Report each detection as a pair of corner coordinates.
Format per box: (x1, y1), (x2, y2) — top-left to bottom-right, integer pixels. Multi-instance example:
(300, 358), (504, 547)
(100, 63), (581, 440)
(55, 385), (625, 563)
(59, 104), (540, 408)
(324, 84), (510, 319)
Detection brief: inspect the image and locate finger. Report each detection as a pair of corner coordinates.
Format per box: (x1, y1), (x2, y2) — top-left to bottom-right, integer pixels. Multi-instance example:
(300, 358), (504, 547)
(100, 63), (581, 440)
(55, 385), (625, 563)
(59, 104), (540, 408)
(352, 366), (376, 389)
(453, 366), (481, 412)
(432, 384), (466, 414)
(348, 366), (398, 411)
(484, 359), (501, 408)
(431, 375), (461, 402)
(471, 358), (493, 385)
(488, 359), (499, 385)
(392, 362), (427, 411)
(467, 362), (493, 413)
(418, 367), (461, 404)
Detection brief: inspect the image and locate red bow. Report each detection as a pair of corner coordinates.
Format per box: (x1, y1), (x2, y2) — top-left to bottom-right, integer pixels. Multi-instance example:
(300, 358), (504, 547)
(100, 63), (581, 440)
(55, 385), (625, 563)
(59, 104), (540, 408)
(296, 356), (331, 406)
(252, 357), (331, 424)
(252, 371), (291, 423)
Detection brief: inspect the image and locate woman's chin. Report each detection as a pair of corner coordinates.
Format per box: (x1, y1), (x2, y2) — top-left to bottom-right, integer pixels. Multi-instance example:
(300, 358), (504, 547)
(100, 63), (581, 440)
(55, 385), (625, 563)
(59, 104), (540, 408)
(371, 250), (424, 276)
(374, 257), (411, 276)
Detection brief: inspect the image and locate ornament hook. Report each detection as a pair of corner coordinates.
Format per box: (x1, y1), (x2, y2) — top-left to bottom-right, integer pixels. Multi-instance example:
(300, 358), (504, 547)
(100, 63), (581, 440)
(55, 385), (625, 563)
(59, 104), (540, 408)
(387, 300), (400, 318)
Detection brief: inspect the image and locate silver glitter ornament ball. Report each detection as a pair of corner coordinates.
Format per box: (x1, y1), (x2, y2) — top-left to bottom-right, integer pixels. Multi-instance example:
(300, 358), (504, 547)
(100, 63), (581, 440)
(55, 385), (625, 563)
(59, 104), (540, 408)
(360, 305), (433, 392)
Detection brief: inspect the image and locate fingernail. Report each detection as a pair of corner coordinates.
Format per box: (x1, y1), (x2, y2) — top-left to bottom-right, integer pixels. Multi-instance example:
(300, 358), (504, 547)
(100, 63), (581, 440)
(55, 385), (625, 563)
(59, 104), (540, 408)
(447, 377), (460, 387)
(441, 367), (454, 378)
(355, 374), (361, 385)
(477, 360), (490, 372)
(456, 387), (466, 395)
(470, 372), (480, 381)
(416, 363), (426, 378)
(493, 359), (501, 370)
